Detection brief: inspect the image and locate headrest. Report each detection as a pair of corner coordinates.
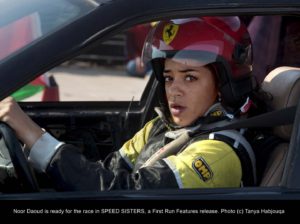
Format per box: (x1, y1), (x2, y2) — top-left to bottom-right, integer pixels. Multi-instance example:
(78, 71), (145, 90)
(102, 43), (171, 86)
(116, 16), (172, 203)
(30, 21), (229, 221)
(261, 66), (300, 140)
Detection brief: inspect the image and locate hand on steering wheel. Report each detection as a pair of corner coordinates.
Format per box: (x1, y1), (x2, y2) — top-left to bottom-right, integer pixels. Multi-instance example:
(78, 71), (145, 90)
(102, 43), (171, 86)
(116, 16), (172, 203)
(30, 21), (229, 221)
(0, 123), (39, 192)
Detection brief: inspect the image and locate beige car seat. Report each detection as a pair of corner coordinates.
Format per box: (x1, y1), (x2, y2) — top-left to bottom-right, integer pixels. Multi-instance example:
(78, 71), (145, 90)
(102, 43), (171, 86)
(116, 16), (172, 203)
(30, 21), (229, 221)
(260, 67), (300, 186)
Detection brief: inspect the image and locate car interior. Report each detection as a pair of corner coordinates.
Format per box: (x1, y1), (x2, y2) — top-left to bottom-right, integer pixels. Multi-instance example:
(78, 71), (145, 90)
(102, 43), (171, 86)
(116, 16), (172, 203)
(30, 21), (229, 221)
(1, 13), (300, 194)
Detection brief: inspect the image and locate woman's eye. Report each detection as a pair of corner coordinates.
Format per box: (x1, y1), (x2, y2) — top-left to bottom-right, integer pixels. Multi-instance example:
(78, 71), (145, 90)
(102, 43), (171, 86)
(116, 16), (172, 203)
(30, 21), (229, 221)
(164, 76), (172, 82)
(185, 75), (197, 81)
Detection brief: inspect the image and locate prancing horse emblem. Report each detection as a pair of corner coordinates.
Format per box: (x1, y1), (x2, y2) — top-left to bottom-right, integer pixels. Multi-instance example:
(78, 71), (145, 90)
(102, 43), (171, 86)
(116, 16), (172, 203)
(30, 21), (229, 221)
(163, 24), (179, 45)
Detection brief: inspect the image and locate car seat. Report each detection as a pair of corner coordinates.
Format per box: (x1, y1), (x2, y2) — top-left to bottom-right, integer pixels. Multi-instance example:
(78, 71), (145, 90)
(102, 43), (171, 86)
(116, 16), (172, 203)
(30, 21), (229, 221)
(259, 66), (300, 186)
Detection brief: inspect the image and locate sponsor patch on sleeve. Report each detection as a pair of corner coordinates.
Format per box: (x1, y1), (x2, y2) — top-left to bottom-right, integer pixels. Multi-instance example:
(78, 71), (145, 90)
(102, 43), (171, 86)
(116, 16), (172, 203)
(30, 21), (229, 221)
(192, 157), (213, 182)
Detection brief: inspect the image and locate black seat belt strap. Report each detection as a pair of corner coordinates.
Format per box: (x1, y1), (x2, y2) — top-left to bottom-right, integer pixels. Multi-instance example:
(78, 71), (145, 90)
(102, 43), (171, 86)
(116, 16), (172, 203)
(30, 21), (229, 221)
(191, 106), (297, 136)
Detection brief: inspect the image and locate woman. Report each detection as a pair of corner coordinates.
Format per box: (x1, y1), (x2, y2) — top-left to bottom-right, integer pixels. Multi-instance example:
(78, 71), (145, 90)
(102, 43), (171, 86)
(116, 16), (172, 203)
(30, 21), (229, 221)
(0, 17), (257, 190)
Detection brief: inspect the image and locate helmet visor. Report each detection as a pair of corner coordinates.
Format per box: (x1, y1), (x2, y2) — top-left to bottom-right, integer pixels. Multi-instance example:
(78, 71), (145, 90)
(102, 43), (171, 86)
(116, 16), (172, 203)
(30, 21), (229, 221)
(148, 49), (219, 67)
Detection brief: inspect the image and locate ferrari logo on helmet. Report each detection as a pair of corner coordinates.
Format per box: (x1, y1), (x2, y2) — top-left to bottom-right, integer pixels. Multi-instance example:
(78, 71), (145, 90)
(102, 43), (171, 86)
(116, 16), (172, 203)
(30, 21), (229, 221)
(163, 24), (179, 45)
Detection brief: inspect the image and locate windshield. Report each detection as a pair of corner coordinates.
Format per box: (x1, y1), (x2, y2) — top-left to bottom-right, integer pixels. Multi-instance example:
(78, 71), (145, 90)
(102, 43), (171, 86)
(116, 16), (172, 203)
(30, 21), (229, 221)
(0, 0), (99, 62)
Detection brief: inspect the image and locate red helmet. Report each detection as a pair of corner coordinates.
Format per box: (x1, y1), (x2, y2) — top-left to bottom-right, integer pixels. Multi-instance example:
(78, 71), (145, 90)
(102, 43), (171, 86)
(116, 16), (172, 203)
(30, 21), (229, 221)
(142, 17), (257, 110)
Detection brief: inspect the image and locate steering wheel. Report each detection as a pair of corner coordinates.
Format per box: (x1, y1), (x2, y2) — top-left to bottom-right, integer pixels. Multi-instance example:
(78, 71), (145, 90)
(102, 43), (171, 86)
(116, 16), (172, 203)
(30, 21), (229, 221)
(0, 123), (39, 192)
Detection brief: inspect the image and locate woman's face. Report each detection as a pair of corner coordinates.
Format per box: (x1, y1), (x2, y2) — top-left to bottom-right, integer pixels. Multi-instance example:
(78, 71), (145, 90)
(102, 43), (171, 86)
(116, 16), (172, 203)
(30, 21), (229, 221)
(164, 58), (218, 127)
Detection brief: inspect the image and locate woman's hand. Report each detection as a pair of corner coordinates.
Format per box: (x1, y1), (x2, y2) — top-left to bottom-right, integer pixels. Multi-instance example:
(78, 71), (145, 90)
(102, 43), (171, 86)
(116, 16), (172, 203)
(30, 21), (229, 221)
(0, 96), (44, 149)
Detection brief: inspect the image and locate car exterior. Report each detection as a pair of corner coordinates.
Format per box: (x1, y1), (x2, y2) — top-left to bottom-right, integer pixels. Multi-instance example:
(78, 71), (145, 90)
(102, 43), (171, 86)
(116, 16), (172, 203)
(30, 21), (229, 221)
(0, 0), (300, 203)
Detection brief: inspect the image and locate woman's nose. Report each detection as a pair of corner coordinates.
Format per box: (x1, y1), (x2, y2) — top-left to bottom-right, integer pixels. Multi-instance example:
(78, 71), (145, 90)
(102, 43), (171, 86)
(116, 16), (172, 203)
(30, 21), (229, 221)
(167, 79), (183, 97)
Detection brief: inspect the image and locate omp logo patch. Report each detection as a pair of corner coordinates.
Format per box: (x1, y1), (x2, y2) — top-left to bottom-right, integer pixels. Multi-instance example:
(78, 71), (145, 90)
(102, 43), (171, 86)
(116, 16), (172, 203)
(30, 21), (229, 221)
(163, 24), (179, 45)
(192, 157), (213, 182)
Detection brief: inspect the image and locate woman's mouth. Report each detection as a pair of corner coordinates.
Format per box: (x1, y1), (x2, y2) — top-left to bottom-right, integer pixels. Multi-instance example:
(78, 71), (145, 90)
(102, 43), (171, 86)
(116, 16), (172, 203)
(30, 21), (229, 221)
(170, 104), (186, 116)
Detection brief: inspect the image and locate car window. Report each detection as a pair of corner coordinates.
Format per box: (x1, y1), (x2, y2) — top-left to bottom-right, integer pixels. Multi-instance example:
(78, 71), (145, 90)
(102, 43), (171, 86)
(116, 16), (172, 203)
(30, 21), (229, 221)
(15, 15), (300, 102)
(20, 26), (151, 102)
(18, 15), (300, 102)
(0, 0), (98, 62)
